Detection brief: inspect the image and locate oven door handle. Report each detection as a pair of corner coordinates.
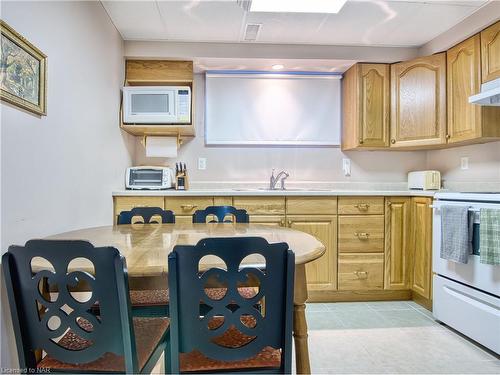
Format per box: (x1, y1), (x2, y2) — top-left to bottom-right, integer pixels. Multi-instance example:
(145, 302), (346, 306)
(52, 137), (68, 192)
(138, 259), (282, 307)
(430, 205), (479, 213)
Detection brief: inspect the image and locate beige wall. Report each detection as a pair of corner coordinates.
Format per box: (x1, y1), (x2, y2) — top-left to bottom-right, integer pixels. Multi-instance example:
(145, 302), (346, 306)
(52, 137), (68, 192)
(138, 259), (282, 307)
(134, 74), (428, 183)
(0, 1), (133, 368)
(426, 142), (500, 184)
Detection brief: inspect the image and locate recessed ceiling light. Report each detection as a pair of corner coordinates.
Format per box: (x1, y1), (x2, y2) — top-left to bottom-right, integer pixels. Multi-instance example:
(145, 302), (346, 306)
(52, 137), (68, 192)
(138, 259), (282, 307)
(249, 0), (347, 14)
(272, 64), (284, 70)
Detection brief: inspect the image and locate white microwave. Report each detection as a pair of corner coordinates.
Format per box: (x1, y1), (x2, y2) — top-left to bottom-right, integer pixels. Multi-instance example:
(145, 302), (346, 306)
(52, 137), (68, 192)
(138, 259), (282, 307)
(122, 86), (191, 124)
(126, 166), (175, 190)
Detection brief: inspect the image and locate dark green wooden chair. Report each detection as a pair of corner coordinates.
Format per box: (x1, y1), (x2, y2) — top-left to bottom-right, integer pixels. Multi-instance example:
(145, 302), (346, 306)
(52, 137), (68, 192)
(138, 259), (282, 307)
(117, 207), (175, 225)
(168, 236), (294, 373)
(2, 240), (169, 374)
(120, 206), (255, 318)
(117, 207), (175, 317)
(192, 205), (249, 223)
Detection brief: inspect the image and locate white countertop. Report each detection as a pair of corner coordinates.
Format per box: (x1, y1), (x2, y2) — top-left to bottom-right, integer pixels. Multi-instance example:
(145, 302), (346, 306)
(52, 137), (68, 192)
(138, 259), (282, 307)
(112, 188), (437, 197)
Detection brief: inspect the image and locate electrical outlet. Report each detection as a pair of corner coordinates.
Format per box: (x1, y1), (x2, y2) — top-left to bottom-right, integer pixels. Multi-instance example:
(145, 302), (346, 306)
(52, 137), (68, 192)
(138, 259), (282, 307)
(460, 157), (469, 170)
(198, 157), (207, 170)
(342, 158), (351, 176)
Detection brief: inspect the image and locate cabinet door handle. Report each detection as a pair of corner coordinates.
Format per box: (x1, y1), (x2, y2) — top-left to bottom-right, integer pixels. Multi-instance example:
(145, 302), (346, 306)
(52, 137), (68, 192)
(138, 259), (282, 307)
(180, 204), (197, 210)
(355, 232), (370, 240)
(390, 139), (396, 144)
(446, 134), (451, 139)
(354, 271), (368, 279)
(287, 220), (292, 227)
(359, 138), (364, 144)
(280, 219), (286, 227)
(354, 203), (369, 211)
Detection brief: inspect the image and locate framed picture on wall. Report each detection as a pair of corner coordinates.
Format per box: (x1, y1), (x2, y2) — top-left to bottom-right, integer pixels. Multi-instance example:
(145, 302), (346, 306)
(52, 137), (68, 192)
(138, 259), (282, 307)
(0, 20), (47, 115)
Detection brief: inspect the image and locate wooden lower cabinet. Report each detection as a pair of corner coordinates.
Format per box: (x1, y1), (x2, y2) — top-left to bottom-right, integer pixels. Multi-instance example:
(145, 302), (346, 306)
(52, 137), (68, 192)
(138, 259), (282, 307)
(249, 215), (285, 227)
(233, 196), (285, 215)
(113, 194), (434, 305)
(175, 215), (194, 224)
(338, 253), (384, 290)
(338, 215), (385, 253)
(164, 196), (213, 216)
(113, 196), (165, 223)
(287, 215), (338, 292)
(338, 196), (385, 215)
(214, 196), (233, 206)
(410, 197), (433, 299)
(384, 197), (411, 290)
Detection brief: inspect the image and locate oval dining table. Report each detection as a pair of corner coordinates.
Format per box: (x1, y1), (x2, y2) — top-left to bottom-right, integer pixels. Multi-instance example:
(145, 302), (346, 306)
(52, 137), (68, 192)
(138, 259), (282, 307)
(45, 222), (326, 374)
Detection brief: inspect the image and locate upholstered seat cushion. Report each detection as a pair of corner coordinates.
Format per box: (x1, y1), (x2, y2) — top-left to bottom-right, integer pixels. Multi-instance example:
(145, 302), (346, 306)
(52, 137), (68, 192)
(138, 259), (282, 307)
(37, 317), (169, 372)
(129, 287), (258, 306)
(179, 316), (281, 372)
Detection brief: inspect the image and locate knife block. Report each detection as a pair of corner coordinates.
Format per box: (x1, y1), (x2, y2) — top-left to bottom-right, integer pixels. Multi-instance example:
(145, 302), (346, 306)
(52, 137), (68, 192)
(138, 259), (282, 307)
(175, 170), (189, 190)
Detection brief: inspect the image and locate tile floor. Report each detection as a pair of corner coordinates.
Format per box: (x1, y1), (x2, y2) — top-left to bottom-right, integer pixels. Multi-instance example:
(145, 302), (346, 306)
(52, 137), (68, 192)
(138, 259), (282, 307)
(301, 301), (500, 374)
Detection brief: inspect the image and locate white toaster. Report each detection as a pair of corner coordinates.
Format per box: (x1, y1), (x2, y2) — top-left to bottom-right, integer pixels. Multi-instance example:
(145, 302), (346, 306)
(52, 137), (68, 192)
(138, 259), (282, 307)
(408, 170), (441, 190)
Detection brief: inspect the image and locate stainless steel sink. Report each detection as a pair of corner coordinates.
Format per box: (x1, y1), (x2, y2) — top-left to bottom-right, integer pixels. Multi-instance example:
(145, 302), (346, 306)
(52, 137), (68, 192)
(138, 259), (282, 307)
(231, 187), (331, 192)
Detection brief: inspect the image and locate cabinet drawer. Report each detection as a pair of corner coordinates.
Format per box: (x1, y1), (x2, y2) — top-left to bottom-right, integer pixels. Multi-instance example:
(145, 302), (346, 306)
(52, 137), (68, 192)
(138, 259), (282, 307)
(114, 197), (165, 219)
(338, 253), (384, 290)
(164, 197), (214, 215)
(233, 197), (285, 215)
(338, 197), (384, 215)
(338, 215), (384, 252)
(286, 197), (337, 215)
(175, 215), (194, 224)
(249, 215), (286, 227)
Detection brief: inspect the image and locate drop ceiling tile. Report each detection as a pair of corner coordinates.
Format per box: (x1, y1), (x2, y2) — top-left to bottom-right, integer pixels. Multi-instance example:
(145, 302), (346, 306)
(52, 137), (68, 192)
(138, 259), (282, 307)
(247, 2), (389, 45)
(102, 1), (166, 40)
(156, 0), (245, 41)
(249, 0), (484, 46)
(367, 1), (487, 46)
(104, 0), (487, 46)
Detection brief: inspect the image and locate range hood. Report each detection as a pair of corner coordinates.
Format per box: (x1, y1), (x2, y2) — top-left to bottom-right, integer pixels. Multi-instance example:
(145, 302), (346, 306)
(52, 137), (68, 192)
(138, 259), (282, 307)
(469, 77), (500, 106)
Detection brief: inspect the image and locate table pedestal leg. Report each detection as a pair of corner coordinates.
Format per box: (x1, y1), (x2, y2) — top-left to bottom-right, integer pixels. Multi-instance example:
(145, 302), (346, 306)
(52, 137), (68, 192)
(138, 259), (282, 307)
(293, 264), (311, 374)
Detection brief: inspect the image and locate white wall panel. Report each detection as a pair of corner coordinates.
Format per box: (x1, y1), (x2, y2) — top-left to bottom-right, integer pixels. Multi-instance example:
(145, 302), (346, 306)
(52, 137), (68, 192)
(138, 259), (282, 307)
(205, 73), (341, 145)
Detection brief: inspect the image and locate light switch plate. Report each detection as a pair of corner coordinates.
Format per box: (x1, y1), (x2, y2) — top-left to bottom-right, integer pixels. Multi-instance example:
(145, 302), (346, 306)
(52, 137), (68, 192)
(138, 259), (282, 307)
(461, 157), (469, 170)
(198, 157), (207, 170)
(342, 158), (351, 176)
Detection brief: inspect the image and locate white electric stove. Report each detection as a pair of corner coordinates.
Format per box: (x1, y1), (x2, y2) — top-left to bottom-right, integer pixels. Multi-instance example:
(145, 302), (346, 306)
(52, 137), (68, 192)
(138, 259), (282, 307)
(431, 192), (500, 354)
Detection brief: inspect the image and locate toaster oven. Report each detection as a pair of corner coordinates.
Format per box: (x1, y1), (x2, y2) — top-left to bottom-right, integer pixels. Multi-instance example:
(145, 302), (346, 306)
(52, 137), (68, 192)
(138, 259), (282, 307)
(126, 166), (174, 190)
(408, 170), (441, 190)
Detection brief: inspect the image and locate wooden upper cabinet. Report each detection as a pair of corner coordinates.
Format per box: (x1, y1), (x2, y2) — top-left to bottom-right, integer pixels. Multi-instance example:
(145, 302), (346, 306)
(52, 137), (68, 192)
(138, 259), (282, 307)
(390, 53), (447, 148)
(342, 63), (390, 150)
(125, 60), (193, 85)
(447, 35), (482, 143)
(447, 34), (500, 144)
(481, 21), (500, 83)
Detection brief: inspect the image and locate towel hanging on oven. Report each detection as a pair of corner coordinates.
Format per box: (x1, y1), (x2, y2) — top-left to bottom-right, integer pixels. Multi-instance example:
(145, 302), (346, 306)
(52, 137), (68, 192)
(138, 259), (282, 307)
(479, 208), (500, 266)
(440, 205), (474, 264)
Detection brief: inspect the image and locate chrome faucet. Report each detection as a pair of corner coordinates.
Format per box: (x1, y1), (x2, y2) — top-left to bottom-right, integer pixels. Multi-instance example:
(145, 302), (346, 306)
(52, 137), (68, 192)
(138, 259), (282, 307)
(269, 169), (290, 190)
